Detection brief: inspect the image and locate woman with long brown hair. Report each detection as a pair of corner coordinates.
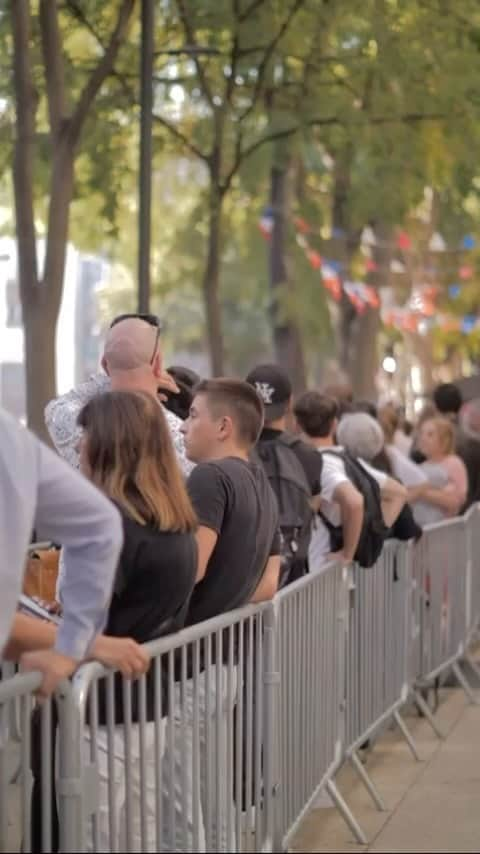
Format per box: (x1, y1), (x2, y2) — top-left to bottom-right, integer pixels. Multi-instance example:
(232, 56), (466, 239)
(76, 390), (197, 852)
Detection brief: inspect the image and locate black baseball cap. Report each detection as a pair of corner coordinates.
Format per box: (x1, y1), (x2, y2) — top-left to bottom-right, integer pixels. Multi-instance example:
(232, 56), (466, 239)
(245, 364), (292, 420)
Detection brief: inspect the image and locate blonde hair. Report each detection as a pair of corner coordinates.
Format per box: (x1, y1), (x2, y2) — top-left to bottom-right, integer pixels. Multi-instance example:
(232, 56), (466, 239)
(423, 416), (455, 456)
(78, 391), (197, 532)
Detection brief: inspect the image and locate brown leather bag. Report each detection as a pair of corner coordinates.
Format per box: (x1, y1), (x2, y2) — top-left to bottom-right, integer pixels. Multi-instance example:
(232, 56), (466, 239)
(23, 549), (60, 604)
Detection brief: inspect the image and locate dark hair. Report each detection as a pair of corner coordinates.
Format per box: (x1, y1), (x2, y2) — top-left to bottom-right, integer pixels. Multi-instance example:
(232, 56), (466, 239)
(78, 391), (196, 532)
(433, 383), (462, 416)
(194, 378), (264, 448)
(163, 365), (201, 421)
(294, 392), (338, 438)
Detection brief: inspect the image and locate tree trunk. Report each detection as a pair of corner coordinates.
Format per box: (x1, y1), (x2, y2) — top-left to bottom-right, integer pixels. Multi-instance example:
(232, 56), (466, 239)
(349, 222), (392, 400)
(350, 309), (381, 400)
(330, 149), (359, 375)
(203, 180), (224, 376)
(11, 0), (134, 437)
(269, 163), (306, 393)
(23, 297), (57, 443)
(14, 122), (75, 440)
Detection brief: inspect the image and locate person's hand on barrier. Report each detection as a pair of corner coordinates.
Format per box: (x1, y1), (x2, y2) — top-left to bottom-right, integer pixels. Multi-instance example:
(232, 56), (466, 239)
(20, 649), (78, 699)
(90, 635), (150, 678)
(327, 550), (349, 565)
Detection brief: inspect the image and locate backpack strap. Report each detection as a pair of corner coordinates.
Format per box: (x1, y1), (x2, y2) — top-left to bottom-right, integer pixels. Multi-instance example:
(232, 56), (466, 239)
(316, 508), (338, 533)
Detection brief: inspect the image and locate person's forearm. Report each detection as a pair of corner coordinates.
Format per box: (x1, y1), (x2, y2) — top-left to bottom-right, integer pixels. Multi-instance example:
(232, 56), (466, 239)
(35, 442), (123, 660)
(251, 557), (280, 603)
(381, 495), (404, 528)
(420, 485), (460, 513)
(381, 479), (407, 528)
(339, 501), (364, 561)
(3, 613), (57, 661)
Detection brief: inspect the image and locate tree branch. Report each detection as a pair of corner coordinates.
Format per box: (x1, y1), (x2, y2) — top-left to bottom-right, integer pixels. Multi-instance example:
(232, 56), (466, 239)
(175, 0), (215, 108)
(238, 0), (306, 124)
(223, 106), (455, 189)
(63, 0), (209, 163)
(152, 112), (210, 162)
(224, 19), (240, 106)
(11, 0), (39, 297)
(68, 0), (134, 145)
(39, 0), (67, 138)
(239, 0), (269, 22)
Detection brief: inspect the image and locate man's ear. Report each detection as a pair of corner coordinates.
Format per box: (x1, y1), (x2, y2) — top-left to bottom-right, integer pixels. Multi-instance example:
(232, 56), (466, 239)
(101, 356), (109, 376)
(218, 414), (234, 442)
(151, 351), (163, 378)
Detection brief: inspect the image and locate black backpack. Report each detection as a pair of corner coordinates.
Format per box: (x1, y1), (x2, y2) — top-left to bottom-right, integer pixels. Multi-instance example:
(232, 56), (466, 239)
(318, 449), (388, 568)
(253, 434), (314, 586)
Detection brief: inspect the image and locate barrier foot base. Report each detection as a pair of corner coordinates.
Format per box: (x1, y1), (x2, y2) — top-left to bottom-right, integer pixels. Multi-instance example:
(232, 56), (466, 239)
(413, 689), (445, 738)
(326, 779), (367, 845)
(349, 750), (387, 811)
(393, 710), (421, 761)
(452, 661), (480, 704)
(465, 653), (480, 682)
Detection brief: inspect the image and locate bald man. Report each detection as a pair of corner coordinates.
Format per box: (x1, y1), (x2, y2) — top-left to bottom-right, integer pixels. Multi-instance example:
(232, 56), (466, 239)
(45, 314), (193, 475)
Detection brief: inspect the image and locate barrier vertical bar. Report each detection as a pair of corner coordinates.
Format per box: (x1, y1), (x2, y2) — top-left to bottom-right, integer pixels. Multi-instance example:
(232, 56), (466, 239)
(263, 603), (278, 854)
(57, 679), (85, 853)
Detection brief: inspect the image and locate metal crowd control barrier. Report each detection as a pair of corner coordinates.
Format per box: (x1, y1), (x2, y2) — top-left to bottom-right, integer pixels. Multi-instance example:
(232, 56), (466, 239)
(341, 541), (418, 821)
(2, 510), (480, 852)
(466, 504), (480, 644)
(0, 670), (60, 853)
(62, 602), (277, 854)
(409, 513), (480, 727)
(272, 562), (350, 853)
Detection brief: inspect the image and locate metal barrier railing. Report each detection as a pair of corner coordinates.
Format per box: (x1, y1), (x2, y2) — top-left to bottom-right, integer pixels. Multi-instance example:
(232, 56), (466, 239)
(0, 671), (59, 853)
(66, 602), (276, 854)
(1, 509), (480, 852)
(272, 561), (349, 852)
(342, 540), (417, 820)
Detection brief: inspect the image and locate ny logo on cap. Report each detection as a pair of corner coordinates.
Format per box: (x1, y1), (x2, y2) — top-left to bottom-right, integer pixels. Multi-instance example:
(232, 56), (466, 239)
(255, 382), (275, 405)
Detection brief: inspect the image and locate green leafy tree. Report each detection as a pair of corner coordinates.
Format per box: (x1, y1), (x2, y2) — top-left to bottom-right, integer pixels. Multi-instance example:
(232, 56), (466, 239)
(6, 0), (134, 439)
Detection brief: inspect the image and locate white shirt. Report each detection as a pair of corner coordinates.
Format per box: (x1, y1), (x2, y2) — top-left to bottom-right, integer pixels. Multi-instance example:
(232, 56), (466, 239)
(387, 445), (426, 487)
(309, 446), (387, 572)
(45, 372), (193, 476)
(393, 429), (412, 456)
(0, 408), (123, 658)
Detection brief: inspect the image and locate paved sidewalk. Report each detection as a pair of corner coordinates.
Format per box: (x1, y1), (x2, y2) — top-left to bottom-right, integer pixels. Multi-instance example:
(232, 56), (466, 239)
(291, 688), (480, 853)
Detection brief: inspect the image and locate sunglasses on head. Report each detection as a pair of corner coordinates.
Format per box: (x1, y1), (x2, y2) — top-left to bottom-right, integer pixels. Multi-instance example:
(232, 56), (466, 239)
(110, 313), (163, 330)
(109, 313), (163, 365)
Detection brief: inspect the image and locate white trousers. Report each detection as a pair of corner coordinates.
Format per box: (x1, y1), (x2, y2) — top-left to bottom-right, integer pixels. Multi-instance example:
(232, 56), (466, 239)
(85, 719), (166, 853)
(162, 665), (238, 853)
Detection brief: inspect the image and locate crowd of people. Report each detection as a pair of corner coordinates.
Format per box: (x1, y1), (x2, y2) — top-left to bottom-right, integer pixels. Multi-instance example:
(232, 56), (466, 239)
(2, 311), (480, 851)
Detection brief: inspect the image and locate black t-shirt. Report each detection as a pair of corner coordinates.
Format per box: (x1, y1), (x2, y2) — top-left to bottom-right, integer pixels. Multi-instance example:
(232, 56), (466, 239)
(99, 512), (197, 722)
(186, 457), (281, 626)
(259, 427), (322, 496)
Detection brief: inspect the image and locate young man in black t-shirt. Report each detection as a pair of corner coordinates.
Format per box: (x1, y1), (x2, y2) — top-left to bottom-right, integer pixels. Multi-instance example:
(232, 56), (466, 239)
(183, 378), (281, 625)
(164, 379), (280, 853)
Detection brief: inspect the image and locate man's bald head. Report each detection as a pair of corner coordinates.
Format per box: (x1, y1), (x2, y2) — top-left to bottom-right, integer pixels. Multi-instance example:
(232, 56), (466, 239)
(103, 318), (159, 373)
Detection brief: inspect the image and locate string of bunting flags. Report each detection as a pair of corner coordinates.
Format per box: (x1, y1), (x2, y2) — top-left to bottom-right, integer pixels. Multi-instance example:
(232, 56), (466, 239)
(259, 208), (380, 312)
(258, 207), (479, 335)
